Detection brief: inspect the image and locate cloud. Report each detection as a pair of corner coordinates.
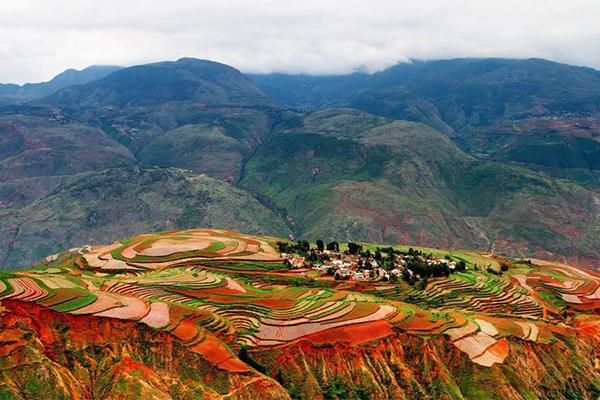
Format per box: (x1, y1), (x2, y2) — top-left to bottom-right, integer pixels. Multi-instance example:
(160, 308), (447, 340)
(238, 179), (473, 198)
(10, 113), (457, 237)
(1, 0), (600, 83)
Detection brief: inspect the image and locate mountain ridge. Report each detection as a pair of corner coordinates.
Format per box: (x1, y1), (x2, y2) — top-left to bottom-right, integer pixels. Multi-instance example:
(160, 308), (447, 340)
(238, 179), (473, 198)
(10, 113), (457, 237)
(250, 57), (600, 187)
(0, 65), (122, 105)
(0, 57), (598, 270)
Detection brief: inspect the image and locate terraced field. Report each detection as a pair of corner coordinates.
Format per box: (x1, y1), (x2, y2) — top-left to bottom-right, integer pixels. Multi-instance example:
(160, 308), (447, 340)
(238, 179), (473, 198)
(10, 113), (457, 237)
(1, 229), (599, 378)
(370, 271), (545, 318)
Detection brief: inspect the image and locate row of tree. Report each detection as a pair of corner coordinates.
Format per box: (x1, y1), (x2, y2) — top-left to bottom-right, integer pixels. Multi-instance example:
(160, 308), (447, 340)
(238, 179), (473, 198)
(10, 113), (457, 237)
(277, 240), (341, 254)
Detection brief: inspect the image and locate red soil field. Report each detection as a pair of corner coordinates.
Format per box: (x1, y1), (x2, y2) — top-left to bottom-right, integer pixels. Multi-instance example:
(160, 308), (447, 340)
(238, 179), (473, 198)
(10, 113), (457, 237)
(171, 317), (200, 341)
(303, 320), (395, 346)
(189, 332), (250, 373)
(255, 299), (296, 308)
(486, 338), (509, 360)
(397, 310), (450, 332)
(322, 302), (379, 324)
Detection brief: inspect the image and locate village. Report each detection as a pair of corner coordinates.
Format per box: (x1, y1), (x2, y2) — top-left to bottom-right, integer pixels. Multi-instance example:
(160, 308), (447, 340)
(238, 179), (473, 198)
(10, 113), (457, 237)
(278, 240), (467, 286)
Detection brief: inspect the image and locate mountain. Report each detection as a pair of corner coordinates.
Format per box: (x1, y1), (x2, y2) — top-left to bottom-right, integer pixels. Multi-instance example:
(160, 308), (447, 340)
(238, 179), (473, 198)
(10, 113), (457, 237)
(42, 58), (277, 108)
(0, 57), (599, 270)
(0, 111), (136, 210)
(250, 58), (600, 186)
(0, 65), (121, 105)
(38, 58), (284, 178)
(0, 58), (291, 268)
(240, 109), (600, 267)
(1, 229), (599, 399)
(0, 113), (135, 182)
(0, 166), (290, 269)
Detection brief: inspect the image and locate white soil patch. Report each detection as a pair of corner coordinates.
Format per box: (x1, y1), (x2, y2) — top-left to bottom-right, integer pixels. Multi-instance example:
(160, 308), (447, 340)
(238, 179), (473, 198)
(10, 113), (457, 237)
(475, 318), (499, 337)
(585, 284), (600, 300)
(453, 332), (496, 359)
(70, 292), (122, 315)
(445, 320), (479, 341)
(471, 350), (504, 367)
(516, 321), (539, 341)
(45, 254), (58, 263)
(102, 259), (142, 271)
(94, 295), (150, 321)
(138, 238), (213, 257)
(139, 302), (171, 329)
(561, 293), (583, 304)
(225, 278), (246, 293)
(513, 274), (534, 292)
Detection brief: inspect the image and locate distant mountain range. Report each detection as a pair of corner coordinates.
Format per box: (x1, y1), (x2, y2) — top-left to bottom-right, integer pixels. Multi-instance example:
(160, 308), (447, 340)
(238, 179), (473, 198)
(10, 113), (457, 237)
(249, 58), (600, 186)
(0, 65), (122, 105)
(0, 57), (598, 269)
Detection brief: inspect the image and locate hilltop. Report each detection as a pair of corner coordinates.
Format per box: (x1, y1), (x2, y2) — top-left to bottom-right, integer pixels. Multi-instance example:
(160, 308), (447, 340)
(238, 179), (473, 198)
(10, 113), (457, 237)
(0, 229), (599, 399)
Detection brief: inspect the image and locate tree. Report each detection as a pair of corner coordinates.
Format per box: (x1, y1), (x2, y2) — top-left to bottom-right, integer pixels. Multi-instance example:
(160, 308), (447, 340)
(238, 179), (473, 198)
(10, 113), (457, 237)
(456, 261), (466, 272)
(347, 242), (362, 255)
(326, 241), (339, 252)
(501, 264), (509, 272)
(316, 239), (324, 252)
(276, 241), (289, 253)
(375, 250), (382, 261)
(297, 240), (310, 253)
(382, 260), (394, 271)
(322, 378), (348, 400)
(289, 383), (302, 400)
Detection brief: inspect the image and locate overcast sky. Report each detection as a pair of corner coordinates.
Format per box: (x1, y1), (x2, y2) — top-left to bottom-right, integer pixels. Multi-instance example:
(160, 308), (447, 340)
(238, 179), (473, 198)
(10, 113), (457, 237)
(2, 0), (600, 84)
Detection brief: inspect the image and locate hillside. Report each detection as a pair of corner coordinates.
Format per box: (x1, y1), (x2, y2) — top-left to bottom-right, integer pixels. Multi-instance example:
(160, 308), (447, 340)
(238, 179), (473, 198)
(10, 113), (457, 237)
(0, 112), (137, 210)
(250, 58), (600, 186)
(0, 229), (599, 399)
(0, 57), (599, 271)
(0, 167), (290, 269)
(240, 109), (600, 267)
(0, 58), (291, 269)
